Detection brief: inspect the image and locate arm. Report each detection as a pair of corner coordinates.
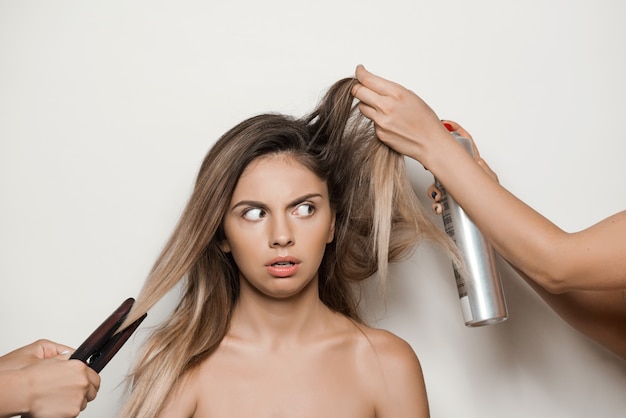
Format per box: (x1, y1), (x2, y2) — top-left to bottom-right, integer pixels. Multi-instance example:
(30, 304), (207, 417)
(423, 137), (626, 359)
(427, 131), (626, 359)
(0, 341), (100, 418)
(155, 372), (197, 418)
(512, 265), (626, 359)
(351, 65), (626, 293)
(352, 65), (626, 359)
(369, 330), (429, 418)
(362, 329), (430, 418)
(0, 339), (71, 371)
(431, 125), (626, 359)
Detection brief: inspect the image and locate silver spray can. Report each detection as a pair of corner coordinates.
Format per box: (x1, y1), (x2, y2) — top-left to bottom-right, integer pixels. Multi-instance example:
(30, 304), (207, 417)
(434, 132), (508, 327)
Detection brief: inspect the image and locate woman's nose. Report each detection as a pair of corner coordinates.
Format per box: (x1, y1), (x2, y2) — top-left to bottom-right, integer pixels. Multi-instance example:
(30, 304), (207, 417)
(269, 216), (294, 247)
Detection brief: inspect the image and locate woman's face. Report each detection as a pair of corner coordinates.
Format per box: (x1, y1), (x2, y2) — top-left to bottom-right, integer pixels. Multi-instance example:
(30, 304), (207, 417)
(221, 154), (335, 300)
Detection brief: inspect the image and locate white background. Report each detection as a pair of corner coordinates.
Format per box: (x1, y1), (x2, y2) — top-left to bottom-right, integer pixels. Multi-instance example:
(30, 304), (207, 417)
(1, 1), (625, 417)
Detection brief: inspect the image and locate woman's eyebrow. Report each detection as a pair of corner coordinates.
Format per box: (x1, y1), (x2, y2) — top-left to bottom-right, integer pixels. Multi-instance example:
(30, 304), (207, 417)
(229, 200), (266, 211)
(230, 193), (324, 211)
(287, 193), (323, 207)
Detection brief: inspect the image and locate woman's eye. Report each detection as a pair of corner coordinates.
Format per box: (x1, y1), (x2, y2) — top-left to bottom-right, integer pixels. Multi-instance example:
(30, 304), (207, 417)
(243, 208), (265, 221)
(293, 203), (315, 217)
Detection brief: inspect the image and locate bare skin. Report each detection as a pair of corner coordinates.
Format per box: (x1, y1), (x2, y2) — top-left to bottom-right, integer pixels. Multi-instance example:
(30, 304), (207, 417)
(161, 303), (427, 418)
(351, 64), (626, 360)
(0, 339), (100, 418)
(157, 155), (429, 417)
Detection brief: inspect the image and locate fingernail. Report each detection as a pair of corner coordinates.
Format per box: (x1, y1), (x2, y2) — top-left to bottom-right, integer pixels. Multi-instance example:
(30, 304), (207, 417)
(443, 122), (454, 132)
(59, 350), (70, 355)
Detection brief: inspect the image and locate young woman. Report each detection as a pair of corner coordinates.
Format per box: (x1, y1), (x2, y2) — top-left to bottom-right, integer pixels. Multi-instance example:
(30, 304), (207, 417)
(351, 65), (626, 360)
(119, 76), (460, 416)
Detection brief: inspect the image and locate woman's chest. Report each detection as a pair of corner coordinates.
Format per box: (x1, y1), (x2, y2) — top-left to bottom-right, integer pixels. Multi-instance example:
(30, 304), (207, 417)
(191, 349), (377, 418)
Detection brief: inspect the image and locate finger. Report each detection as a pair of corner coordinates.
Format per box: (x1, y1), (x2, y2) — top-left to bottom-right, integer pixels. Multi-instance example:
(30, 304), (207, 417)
(441, 119), (481, 158)
(87, 369), (101, 391)
(443, 121), (496, 181)
(86, 383), (99, 402)
(476, 158), (500, 183)
(35, 339), (73, 359)
(354, 64), (403, 96)
(351, 82), (383, 109)
(356, 101), (378, 121)
(85, 370), (101, 402)
(441, 119), (473, 139)
(427, 184), (441, 202)
(433, 202), (443, 215)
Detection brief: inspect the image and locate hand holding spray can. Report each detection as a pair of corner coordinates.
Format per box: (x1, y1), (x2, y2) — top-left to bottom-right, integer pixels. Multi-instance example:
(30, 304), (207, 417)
(434, 128), (508, 326)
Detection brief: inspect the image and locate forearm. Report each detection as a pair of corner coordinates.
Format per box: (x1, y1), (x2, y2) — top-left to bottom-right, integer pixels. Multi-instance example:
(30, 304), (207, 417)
(350, 66), (625, 291)
(511, 264), (626, 360)
(0, 369), (30, 417)
(424, 136), (568, 291)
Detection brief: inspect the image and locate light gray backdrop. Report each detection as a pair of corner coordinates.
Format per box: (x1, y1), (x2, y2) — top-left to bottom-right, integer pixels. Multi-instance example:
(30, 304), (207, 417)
(1, 1), (625, 417)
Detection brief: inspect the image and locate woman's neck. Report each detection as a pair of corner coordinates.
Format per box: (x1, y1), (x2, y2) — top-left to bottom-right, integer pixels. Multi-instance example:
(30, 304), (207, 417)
(229, 278), (335, 347)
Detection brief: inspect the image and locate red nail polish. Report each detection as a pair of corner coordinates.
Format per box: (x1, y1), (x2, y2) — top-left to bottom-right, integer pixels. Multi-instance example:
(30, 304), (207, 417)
(443, 122), (454, 132)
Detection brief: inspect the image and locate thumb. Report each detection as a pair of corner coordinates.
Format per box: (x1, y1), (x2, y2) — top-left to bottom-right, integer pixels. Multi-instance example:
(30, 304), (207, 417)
(55, 349), (73, 360)
(39, 340), (75, 359)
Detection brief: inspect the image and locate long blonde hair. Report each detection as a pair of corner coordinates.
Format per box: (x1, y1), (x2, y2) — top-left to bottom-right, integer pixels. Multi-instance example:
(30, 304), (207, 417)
(119, 77), (460, 416)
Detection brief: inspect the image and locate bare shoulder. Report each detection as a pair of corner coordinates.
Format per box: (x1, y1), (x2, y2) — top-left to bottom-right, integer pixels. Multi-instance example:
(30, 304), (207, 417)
(155, 369), (198, 418)
(356, 325), (422, 371)
(355, 324), (430, 418)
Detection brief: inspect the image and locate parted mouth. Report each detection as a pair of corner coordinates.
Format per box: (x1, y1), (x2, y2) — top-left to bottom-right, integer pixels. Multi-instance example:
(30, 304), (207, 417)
(266, 256), (300, 267)
(272, 261), (294, 266)
(265, 256), (301, 278)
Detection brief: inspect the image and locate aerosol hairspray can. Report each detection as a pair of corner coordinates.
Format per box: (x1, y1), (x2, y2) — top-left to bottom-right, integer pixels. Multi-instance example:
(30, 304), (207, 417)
(434, 131), (508, 327)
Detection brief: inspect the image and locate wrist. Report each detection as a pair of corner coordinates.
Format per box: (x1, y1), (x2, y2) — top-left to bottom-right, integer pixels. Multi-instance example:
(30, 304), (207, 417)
(0, 369), (31, 416)
(16, 368), (32, 415)
(420, 132), (468, 178)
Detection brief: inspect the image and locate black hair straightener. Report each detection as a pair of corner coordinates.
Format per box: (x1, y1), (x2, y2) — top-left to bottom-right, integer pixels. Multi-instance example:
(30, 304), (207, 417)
(70, 297), (147, 373)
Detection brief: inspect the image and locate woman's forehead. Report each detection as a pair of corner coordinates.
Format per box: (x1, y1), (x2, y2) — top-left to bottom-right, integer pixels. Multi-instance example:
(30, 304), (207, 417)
(233, 154), (327, 198)
(241, 153), (314, 177)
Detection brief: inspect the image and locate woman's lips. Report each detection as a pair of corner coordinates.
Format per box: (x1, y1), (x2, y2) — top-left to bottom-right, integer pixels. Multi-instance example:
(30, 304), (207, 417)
(266, 256), (301, 278)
